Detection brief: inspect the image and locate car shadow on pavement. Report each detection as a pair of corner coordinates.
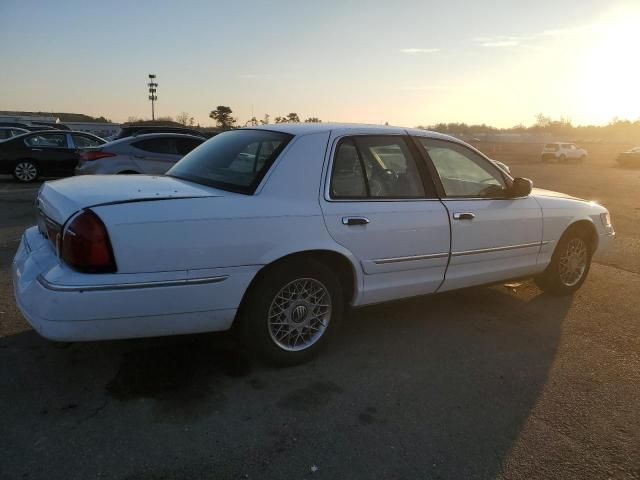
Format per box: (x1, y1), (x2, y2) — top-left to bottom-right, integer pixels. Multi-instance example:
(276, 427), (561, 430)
(0, 283), (571, 480)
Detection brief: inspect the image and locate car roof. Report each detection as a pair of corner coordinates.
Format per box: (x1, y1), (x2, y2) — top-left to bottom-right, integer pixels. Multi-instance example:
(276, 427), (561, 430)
(242, 122), (459, 141)
(20, 129), (100, 136)
(107, 132), (204, 145)
(126, 132), (204, 139)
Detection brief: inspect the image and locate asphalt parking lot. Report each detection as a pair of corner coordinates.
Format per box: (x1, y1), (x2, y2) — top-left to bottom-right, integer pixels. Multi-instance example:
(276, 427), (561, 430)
(1, 163), (639, 480)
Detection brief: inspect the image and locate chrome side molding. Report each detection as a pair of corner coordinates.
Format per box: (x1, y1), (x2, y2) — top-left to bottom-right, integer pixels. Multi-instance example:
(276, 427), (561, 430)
(373, 252), (449, 264)
(452, 241), (548, 257)
(373, 241), (549, 264)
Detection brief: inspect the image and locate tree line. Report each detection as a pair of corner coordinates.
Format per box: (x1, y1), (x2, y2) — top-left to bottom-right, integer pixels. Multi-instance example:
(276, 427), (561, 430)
(209, 106), (321, 130)
(418, 114), (640, 142)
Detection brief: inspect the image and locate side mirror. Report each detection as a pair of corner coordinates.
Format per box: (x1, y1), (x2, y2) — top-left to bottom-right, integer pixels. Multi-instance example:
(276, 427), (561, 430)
(510, 177), (533, 197)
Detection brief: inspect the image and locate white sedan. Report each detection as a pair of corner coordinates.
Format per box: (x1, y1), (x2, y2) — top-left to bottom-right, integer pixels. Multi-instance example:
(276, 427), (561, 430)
(13, 124), (615, 365)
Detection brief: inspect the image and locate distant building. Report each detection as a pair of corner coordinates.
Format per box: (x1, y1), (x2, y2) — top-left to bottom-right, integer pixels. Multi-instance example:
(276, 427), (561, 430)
(0, 112), (120, 139)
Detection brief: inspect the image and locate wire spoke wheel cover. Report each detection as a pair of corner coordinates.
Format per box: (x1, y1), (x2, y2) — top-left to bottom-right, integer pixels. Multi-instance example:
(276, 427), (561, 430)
(14, 162), (37, 182)
(267, 277), (332, 352)
(558, 238), (588, 287)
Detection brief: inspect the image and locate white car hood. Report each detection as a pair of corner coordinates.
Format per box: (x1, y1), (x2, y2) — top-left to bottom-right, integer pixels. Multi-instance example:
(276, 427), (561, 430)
(531, 187), (583, 202)
(37, 175), (223, 224)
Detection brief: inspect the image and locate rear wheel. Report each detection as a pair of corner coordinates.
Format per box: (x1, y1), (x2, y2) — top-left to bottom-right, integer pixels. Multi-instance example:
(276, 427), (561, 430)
(13, 161), (39, 183)
(535, 228), (592, 295)
(240, 259), (343, 366)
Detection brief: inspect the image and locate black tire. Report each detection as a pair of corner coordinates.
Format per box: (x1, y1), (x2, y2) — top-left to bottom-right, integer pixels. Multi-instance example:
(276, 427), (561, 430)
(535, 227), (593, 296)
(240, 258), (344, 366)
(559, 154), (567, 163)
(13, 160), (39, 183)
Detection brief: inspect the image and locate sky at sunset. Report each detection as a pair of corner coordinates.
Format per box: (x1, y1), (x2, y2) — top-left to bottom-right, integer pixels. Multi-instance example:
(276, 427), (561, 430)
(1, 0), (639, 127)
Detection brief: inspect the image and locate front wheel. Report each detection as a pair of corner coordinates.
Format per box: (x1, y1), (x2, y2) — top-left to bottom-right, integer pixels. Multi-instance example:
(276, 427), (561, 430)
(13, 161), (39, 183)
(240, 259), (343, 366)
(535, 229), (592, 295)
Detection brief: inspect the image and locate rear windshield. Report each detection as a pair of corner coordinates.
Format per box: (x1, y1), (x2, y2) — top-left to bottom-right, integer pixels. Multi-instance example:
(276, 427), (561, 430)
(167, 129), (292, 194)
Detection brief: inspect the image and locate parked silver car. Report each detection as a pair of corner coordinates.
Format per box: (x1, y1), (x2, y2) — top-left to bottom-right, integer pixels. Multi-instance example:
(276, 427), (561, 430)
(75, 133), (205, 175)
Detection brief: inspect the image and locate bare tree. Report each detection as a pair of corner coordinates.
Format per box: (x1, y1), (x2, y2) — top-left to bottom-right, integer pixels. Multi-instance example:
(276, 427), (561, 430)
(176, 112), (191, 126)
(260, 114), (270, 125)
(304, 117), (322, 123)
(209, 106), (236, 129)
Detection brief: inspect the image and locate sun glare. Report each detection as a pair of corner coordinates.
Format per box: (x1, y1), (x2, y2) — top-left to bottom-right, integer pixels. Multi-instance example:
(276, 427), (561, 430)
(576, 8), (640, 124)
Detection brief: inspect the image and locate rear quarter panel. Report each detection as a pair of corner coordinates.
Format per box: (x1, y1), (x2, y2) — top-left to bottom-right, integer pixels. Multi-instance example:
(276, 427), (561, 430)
(93, 132), (359, 277)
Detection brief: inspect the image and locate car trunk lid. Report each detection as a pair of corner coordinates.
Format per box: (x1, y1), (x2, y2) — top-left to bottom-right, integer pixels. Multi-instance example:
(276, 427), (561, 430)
(36, 174), (225, 225)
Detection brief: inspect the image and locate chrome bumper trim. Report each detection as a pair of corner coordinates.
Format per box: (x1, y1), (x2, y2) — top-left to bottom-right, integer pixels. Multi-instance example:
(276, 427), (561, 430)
(37, 274), (229, 292)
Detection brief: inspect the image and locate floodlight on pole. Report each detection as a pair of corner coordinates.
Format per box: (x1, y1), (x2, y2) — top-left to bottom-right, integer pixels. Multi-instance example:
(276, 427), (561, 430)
(148, 74), (158, 120)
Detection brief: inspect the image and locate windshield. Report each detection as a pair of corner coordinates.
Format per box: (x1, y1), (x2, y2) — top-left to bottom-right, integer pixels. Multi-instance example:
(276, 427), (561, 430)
(167, 129), (292, 194)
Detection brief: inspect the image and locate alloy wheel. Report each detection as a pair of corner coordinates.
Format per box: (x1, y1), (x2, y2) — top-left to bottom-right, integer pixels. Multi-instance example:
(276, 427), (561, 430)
(267, 278), (332, 352)
(558, 238), (588, 287)
(14, 162), (37, 182)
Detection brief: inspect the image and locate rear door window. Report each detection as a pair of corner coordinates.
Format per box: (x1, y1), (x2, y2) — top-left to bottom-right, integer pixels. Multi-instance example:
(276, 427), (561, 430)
(72, 134), (102, 149)
(25, 133), (68, 148)
(330, 136), (429, 199)
(133, 138), (177, 154)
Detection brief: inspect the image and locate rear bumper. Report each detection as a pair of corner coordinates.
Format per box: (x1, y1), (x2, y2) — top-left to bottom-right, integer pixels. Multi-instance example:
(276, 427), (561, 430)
(12, 227), (257, 342)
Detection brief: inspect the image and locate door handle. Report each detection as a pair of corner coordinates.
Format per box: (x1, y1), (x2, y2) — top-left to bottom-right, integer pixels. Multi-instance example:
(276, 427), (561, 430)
(453, 212), (475, 220)
(342, 216), (370, 226)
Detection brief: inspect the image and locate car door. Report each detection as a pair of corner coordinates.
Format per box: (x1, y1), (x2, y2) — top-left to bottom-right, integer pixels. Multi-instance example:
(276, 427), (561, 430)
(320, 133), (450, 305)
(413, 136), (543, 291)
(23, 132), (76, 175)
(129, 137), (179, 174)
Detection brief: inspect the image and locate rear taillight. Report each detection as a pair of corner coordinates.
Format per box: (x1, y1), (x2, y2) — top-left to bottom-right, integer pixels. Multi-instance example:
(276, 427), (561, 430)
(81, 151), (116, 161)
(60, 210), (116, 273)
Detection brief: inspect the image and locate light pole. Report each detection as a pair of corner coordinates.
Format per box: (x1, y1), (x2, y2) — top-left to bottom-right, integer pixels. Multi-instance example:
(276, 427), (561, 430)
(148, 74), (158, 120)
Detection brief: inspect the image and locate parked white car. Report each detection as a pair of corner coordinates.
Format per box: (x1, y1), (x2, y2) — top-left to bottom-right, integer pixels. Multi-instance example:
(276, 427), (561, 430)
(75, 133), (205, 175)
(541, 142), (588, 162)
(13, 124), (614, 365)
